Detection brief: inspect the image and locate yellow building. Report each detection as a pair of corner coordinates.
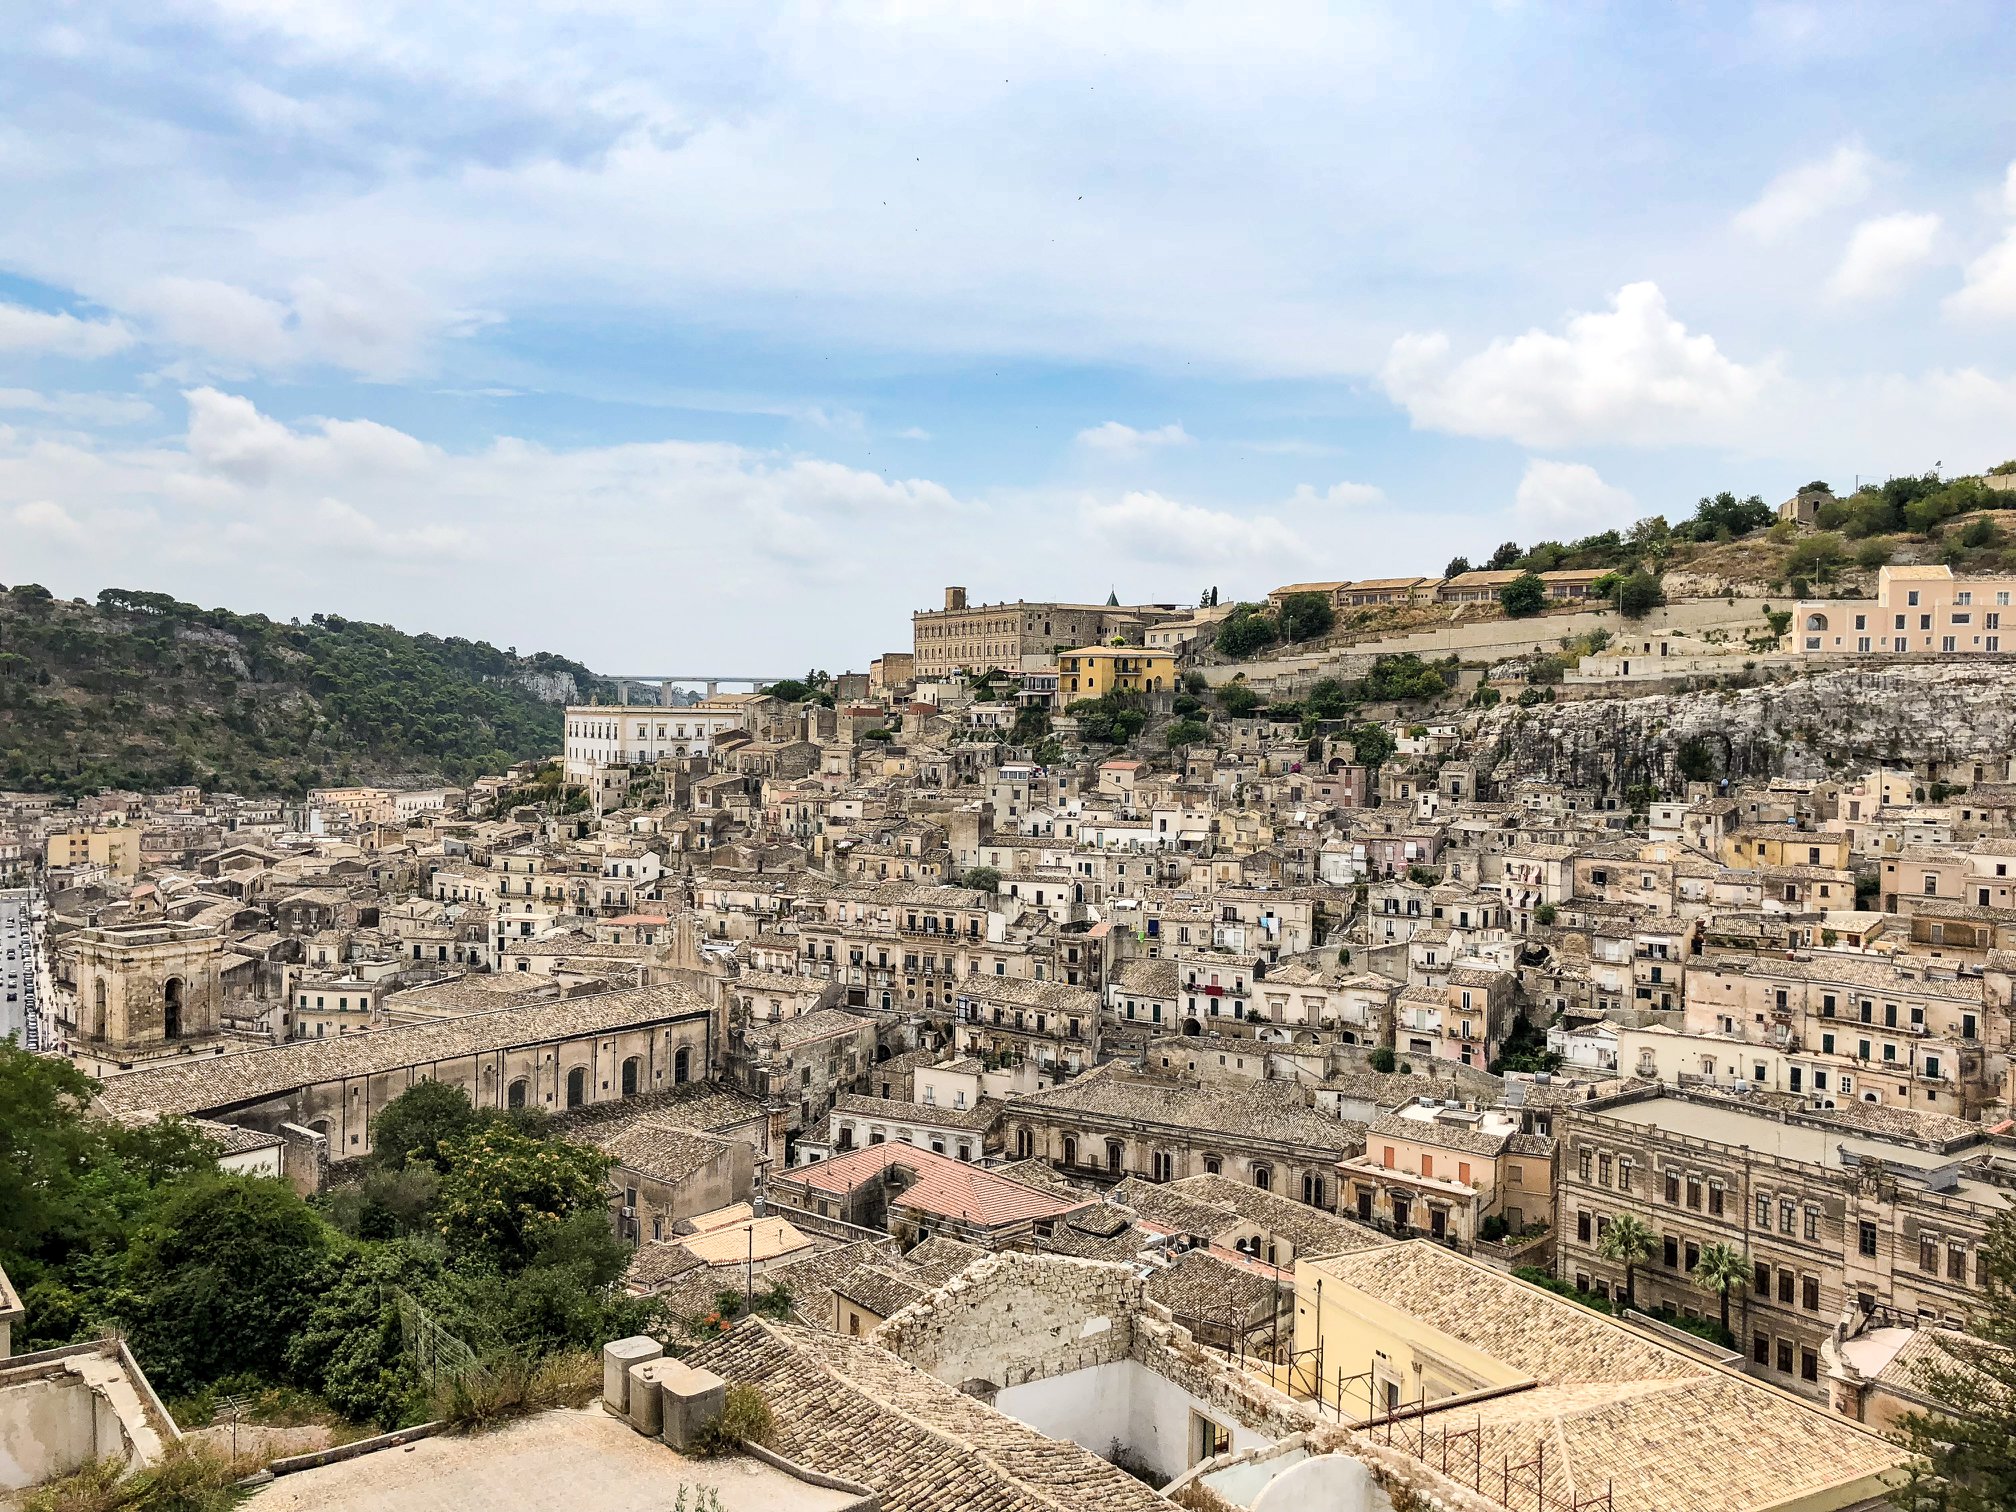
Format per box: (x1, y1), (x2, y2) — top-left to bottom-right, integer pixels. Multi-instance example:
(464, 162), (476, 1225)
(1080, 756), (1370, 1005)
(1716, 826), (1852, 870)
(1281, 1242), (1906, 1512)
(44, 827), (142, 878)
(1056, 646), (1176, 700)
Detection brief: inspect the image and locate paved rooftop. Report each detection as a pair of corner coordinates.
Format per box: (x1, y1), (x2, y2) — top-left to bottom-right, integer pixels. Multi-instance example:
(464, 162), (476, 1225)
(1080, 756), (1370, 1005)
(248, 1407), (858, 1512)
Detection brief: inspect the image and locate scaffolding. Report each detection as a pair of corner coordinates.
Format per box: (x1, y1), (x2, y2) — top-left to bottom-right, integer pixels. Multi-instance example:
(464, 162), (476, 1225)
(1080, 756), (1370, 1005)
(1329, 1378), (1613, 1512)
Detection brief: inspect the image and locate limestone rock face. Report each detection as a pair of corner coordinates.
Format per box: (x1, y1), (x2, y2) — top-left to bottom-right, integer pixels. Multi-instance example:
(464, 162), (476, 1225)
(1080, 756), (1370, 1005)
(1474, 663), (2016, 795)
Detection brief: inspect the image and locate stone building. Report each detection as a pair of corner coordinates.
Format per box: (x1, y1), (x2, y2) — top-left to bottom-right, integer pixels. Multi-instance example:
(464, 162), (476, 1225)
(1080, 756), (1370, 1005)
(909, 586), (1187, 681)
(1556, 1085), (2012, 1398)
(58, 921), (224, 1072)
(93, 982), (716, 1177)
(1005, 1063), (1361, 1208)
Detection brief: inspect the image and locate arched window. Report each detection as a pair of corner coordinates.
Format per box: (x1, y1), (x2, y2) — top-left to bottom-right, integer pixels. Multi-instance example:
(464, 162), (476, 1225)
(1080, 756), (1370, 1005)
(621, 1056), (641, 1097)
(673, 1046), (692, 1085)
(1062, 1135), (1078, 1167)
(1252, 1163), (1273, 1192)
(93, 978), (108, 1038)
(1106, 1139), (1124, 1173)
(1805, 613), (1829, 632)
(566, 1065), (587, 1108)
(163, 977), (184, 1039)
(507, 1078), (529, 1109)
(1016, 1127), (1033, 1159)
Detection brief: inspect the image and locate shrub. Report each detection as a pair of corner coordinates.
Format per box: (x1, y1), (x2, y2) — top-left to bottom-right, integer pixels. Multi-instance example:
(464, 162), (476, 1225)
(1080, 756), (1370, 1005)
(694, 1383), (773, 1457)
(1512, 1266), (1615, 1315)
(1367, 1047), (1397, 1073)
(1214, 606), (1279, 659)
(1499, 574), (1546, 618)
(1276, 592), (1335, 643)
(432, 1350), (601, 1434)
(1164, 719), (1209, 750)
(1854, 538), (1894, 571)
(1535, 903), (1557, 926)
(1216, 683), (1261, 717)
(24, 1444), (262, 1512)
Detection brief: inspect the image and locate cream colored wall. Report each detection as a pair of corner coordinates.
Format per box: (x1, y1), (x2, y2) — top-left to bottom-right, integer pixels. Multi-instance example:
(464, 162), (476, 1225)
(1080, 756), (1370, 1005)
(1290, 1257), (1523, 1419)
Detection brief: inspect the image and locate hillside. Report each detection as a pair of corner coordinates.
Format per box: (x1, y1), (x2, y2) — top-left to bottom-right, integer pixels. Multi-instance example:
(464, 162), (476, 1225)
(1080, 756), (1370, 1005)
(0, 584), (613, 797)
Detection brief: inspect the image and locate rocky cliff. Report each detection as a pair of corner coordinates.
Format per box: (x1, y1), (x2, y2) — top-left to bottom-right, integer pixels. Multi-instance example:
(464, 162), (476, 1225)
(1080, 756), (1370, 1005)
(1475, 662), (2016, 795)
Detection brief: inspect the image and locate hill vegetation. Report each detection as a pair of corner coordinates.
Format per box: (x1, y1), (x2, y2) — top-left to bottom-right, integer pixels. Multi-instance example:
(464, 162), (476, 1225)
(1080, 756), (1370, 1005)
(0, 583), (611, 797)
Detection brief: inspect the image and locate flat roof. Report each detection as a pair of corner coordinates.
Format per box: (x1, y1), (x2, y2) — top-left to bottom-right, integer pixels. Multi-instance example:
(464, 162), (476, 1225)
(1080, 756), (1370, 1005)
(248, 1406), (857, 1512)
(1591, 1095), (2008, 1206)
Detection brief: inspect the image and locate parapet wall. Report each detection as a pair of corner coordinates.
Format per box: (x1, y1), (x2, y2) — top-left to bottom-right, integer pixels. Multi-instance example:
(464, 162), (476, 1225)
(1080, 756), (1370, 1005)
(874, 1251), (1140, 1390)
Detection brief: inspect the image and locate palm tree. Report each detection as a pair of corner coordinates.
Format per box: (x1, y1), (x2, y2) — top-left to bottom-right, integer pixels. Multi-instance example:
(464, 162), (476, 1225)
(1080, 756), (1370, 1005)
(1597, 1214), (1657, 1310)
(1692, 1242), (1752, 1342)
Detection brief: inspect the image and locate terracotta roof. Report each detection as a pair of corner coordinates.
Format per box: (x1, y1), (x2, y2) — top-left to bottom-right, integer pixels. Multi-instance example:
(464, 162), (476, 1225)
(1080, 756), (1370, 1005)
(785, 1143), (1091, 1228)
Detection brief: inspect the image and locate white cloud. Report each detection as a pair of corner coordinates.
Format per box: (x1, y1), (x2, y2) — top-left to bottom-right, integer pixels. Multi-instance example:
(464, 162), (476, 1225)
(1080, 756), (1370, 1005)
(1948, 228), (2016, 320)
(1082, 489), (1297, 565)
(0, 300), (133, 358)
(1075, 421), (1195, 457)
(1827, 212), (1940, 301)
(0, 389), (987, 653)
(121, 275), (461, 379)
(10, 499), (88, 542)
(1734, 143), (1875, 242)
(1380, 282), (1770, 448)
(0, 389), (156, 425)
(1513, 459), (1635, 534)
(2001, 160), (2016, 218)
(1287, 480), (1385, 508)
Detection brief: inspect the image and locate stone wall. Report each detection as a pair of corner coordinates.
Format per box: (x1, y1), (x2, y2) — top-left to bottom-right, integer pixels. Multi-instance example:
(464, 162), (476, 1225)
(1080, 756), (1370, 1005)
(873, 1251), (1139, 1390)
(1477, 660), (2016, 797)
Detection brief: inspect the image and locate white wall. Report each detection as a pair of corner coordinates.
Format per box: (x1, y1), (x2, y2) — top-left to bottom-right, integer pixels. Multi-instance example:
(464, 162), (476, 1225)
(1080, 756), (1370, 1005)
(995, 1359), (1274, 1486)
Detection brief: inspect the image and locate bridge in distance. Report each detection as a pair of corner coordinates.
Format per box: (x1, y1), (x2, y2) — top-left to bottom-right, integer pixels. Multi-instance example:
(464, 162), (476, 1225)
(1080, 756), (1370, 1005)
(597, 674), (791, 703)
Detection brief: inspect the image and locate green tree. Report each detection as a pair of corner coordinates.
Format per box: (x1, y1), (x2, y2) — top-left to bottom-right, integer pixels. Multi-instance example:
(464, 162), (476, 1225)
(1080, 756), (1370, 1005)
(1348, 722), (1396, 768)
(1214, 606), (1279, 659)
(1615, 573), (1666, 619)
(1164, 719), (1209, 749)
(371, 1079), (483, 1171)
(1597, 1214), (1657, 1310)
(959, 866), (1002, 892)
(0, 1050), (111, 1269)
(1368, 1047), (1397, 1073)
(1444, 555), (1471, 578)
(1499, 573), (1546, 618)
(1690, 1241), (1750, 1342)
(433, 1123), (613, 1272)
(1488, 541), (1523, 569)
(1897, 1210), (2016, 1510)
(123, 1175), (337, 1395)
(1217, 682), (1261, 717)
(1276, 592), (1335, 643)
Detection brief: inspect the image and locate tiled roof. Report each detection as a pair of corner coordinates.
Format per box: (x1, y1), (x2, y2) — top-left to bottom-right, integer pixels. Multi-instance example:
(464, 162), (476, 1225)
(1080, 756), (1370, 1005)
(96, 982), (711, 1117)
(596, 1119), (735, 1182)
(1144, 1249), (1276, 1321)
(1011, 1065), (1360, 1152)
(783, 1143), (1090, 1228)
(833, 1091), (998, 1132)
(687, 1320), (1170, 1512)
(1311, 1243), (1905, 1512)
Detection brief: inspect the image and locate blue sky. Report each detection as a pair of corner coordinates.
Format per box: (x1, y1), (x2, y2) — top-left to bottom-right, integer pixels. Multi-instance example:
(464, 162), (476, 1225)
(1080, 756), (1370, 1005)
(5, 1), (2016, 670)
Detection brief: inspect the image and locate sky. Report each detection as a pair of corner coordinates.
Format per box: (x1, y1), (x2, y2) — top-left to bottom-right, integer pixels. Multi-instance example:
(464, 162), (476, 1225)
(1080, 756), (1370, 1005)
(6, 1), (2016, 673)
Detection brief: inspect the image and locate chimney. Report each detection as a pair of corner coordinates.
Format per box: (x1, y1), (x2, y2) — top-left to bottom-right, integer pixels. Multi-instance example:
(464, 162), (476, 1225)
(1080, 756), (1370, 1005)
(946, 586), (968, 611)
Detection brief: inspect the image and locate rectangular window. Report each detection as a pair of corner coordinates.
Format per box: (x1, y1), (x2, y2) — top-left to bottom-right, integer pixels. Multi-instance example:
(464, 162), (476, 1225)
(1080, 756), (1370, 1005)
(1859, 1222), (1878, 1258)
(1802, 1275), (1820, 1311)
(1920, 1236), (1938, 1273)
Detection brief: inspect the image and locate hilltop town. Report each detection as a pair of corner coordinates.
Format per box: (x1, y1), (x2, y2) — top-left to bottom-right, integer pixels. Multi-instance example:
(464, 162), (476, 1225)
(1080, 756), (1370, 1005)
(8, 473), (2016, 1512)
